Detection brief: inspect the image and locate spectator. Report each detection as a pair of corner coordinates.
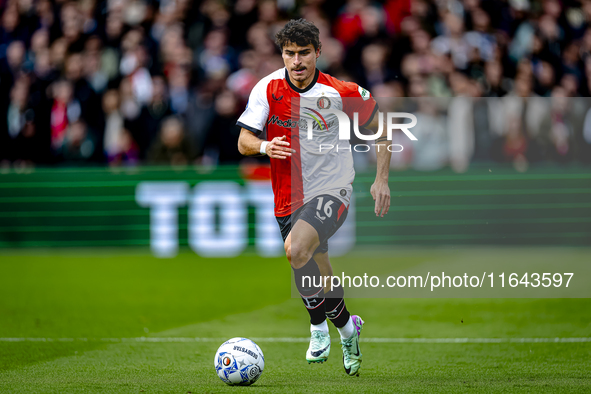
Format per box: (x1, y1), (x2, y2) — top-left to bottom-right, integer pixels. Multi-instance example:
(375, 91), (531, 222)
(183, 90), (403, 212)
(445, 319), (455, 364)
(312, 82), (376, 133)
(65, 52), (101, 126)
(3, 76), (37, 163)
(168, 64), (191, 115)
(119, 77), (141, 123)
(109, 128), (139, 166)
(0, 0), (589, 170)
(49, 79), (80, 156)
(533, 61), (555, 96)
(332, 0), (368, 48)
(49, 37), (68, 72)
(226, 49), (260, 102)
(538, 87), (576, 162)
(60, 2), (86, 52)
(355, 42), (393, 90)
(447, 71), (475, 173)
(30, 28), (50, 57)
(203, 90), (243, 164)
(197, 29), (236, 80)
(0, 5), (27, 49)
(483, 61), (508, 97)
(83, 36), (108, 94)
(103, 89), (125, 160)
(317, 38), (345, 75)
(1, 40), (26, 88)
(120, 29), (153, 105)
(61, 120), (96, 163)
(148, 116), (194, 165)
(465, 7), (497, 64)
(431, 12), (471, 70)
(408, 78), (448, 171)
(136, 75), (173, 158)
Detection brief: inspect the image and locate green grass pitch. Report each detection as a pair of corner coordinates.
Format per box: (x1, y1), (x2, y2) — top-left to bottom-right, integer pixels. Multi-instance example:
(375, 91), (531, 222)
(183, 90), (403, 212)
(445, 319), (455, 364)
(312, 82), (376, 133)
(1, 248), (590, 393)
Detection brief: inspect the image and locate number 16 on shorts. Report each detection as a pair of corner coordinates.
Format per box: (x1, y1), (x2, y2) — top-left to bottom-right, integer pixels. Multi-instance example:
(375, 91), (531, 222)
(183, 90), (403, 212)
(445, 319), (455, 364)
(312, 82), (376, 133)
(315, 196), (334, 220)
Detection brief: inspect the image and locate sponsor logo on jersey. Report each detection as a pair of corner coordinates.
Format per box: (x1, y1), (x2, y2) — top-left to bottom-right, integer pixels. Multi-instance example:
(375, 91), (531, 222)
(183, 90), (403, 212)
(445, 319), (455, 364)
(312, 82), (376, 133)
(268, 115), (336, 131)
(303, 107), (329, 131)
(268, 115), (298, 128)
(358, 86), (370, 101)
(303, 118), (336, 130)
(317, 97), (331, 109)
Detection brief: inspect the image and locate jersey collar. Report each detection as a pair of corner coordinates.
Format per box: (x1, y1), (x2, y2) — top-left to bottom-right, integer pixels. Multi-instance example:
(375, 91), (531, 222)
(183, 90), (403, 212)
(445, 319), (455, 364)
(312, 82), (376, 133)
(285, 68), (319, 94)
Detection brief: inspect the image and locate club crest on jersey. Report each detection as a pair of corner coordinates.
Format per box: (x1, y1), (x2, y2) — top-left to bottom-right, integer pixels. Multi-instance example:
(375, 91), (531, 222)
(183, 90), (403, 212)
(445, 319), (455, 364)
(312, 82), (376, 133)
(317, 97), (331, 109)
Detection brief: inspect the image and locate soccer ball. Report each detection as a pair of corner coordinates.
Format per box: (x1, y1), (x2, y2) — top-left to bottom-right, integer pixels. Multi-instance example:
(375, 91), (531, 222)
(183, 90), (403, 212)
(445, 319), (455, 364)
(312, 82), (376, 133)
(214, 337), (265, 386)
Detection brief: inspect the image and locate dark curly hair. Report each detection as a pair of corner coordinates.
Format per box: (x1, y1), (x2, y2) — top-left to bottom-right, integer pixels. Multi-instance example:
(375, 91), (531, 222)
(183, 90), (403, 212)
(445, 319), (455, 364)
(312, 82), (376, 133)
(275, 19), (322, 53)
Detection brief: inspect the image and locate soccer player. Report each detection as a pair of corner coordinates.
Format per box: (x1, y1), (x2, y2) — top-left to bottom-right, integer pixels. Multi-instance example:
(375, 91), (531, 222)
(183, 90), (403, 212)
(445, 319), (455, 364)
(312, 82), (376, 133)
(237, 19), (391, 376)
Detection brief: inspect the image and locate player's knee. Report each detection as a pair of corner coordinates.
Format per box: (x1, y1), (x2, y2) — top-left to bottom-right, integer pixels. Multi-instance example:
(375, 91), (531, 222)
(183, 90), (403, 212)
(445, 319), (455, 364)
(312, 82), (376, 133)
(289, 245), (312, 270)
(284, 243), (292, 264)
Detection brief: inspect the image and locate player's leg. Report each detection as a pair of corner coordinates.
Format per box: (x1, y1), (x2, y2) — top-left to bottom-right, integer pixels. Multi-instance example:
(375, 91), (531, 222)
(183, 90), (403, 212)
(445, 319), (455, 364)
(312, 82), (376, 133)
(306, 198), (364, 377)
(313, 251), (333, 292)
(314, 251), (364, 376)
(284, 228), (326, 323)
(314, 252), (351, 328)
(285, 221), (331, 363)
(277, 212), (327, 329)
(287, 218), (320, 269)
(282, 194), (361, 369)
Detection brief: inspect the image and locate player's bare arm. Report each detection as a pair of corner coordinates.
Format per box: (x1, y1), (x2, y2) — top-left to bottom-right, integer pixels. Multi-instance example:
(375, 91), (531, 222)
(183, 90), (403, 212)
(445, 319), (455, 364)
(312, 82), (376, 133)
(370, 120), (391, 217)
(237, 128), (295, 159)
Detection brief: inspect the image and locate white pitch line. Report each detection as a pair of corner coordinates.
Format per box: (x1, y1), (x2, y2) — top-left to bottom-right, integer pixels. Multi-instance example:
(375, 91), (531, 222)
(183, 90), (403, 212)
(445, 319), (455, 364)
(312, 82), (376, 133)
(1, 337), (590, 343)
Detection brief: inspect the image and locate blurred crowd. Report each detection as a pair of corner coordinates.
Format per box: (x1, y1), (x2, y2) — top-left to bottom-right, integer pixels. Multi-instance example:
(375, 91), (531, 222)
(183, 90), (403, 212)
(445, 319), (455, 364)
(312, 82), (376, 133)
(0, 0), (591, 171)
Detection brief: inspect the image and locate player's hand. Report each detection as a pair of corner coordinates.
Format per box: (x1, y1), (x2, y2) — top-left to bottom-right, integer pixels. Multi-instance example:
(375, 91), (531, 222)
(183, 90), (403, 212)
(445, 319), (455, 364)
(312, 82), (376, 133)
(370, 180), (390, 217)
(266, 135), (295, 159)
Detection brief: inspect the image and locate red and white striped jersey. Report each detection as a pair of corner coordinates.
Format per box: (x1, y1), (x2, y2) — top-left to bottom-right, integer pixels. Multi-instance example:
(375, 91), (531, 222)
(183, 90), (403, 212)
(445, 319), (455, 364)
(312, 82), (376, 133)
(237, 68), (378, 217)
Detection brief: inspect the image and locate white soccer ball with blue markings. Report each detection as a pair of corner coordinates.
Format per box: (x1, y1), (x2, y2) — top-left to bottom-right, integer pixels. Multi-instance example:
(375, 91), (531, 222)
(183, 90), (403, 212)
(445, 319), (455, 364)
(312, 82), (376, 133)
(214, 337), (264, 386)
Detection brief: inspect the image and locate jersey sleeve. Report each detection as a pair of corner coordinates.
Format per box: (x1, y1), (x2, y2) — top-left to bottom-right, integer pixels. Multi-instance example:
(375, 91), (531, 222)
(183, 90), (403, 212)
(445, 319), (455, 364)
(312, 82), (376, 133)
(236, 79), (270, 136)
(344, 84), (379, 128)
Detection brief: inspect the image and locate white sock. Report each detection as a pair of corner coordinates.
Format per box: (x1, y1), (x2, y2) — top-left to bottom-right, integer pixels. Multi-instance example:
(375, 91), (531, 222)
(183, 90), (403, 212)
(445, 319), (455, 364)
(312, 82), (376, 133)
(311, 319), (329, 334)
(337, 316), (355, 339)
